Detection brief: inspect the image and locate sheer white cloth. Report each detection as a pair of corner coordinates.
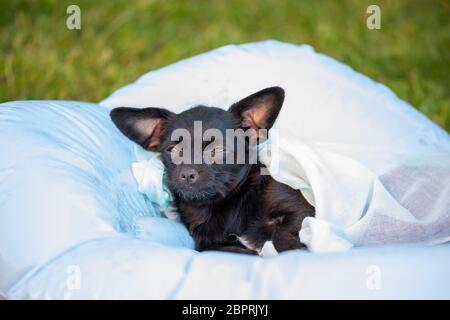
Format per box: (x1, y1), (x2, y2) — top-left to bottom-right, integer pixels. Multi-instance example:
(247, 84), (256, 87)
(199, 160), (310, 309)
(261, 136), (450, 252)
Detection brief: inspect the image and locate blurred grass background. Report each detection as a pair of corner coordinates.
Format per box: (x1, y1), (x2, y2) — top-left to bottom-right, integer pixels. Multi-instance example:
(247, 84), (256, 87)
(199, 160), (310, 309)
(0, 0), (448, 131)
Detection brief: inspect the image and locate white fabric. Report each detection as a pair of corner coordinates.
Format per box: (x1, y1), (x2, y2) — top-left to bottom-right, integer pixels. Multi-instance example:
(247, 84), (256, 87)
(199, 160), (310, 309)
(1, 41), (449, 299)
(101, 40), (450, 252)
(7, 239), (450, 299)
(0, 101), (163, 294)
(263, 138), (450, 251)
(132, 145), (180, 220)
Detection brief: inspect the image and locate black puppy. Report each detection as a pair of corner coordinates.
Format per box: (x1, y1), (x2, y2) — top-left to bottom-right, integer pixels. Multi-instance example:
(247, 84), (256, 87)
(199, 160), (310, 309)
(110, 87), (315, 254)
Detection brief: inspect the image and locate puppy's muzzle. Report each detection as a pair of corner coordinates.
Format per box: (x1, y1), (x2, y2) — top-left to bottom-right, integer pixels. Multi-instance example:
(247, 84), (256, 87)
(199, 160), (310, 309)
(178, 167), (199, 185)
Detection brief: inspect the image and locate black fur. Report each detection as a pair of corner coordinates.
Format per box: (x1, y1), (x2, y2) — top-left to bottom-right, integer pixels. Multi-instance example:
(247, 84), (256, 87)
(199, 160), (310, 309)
(111, 87), (315, 254)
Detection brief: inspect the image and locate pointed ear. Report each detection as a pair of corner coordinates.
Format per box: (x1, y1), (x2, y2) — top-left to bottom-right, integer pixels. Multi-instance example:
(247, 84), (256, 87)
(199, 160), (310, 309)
(110, 107), (174, 151)
(228, 87), (285, 137)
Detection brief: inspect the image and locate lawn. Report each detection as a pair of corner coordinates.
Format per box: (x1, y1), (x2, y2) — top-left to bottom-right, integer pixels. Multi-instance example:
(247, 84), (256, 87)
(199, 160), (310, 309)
(0, 0), (449, 131)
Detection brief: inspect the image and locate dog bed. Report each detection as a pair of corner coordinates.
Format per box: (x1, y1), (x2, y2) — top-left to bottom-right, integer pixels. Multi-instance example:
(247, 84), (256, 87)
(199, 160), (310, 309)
(1, 41), (449, 299)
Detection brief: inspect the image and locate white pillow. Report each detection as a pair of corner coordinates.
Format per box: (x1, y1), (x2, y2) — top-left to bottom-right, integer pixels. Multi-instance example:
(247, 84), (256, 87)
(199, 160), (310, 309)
(101, 40), (450, 155)
(0, 101), (160, 293)
(2, 41), (449, 299)
(7, 237), (196, 300)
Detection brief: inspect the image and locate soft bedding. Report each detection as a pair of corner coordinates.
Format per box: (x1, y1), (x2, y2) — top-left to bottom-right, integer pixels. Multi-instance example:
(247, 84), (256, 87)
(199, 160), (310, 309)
(6, 239), (450, 299)
(102, 40), (450, 252)
(1, 41), (449, 299)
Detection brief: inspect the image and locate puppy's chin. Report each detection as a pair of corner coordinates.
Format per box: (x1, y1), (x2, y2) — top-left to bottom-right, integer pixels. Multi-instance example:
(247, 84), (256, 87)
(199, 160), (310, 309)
(174, 187), (228, 204)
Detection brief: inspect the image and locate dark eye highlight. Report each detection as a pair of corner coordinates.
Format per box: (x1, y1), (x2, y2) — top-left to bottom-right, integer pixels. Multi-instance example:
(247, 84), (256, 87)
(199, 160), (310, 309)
(167, 145), (184, 157)
(209, 146), (225, 159)
(165, 145), (175, 153)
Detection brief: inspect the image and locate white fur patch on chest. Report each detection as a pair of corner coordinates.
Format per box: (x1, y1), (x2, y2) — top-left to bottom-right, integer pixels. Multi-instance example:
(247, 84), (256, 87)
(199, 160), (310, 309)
(237, 236), (278, 257)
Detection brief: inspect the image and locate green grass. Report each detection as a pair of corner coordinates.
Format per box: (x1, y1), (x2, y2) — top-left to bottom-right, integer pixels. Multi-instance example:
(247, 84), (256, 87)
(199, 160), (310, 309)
(0, 0), (449, 131)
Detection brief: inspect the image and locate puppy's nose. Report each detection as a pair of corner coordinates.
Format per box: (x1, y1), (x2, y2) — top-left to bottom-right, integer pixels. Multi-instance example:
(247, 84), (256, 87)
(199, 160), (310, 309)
(179, 168), (199, 185)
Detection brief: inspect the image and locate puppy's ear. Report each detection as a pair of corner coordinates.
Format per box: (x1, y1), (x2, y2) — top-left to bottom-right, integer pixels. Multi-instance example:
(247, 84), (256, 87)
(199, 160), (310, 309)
(228, 87), (284, 137)
(110, 107), (174, 151)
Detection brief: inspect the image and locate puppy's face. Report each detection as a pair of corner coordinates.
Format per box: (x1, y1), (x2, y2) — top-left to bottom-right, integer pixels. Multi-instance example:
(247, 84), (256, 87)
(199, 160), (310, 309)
(111, 87), (284, 205)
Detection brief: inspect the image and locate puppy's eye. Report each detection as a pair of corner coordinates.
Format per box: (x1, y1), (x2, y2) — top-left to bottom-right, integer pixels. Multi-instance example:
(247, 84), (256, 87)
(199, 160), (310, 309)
(165, 145), (178, 153)
(211, 146), (225, 157)
(168, 145), (183, 157)
(165, 145), (175, 153)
